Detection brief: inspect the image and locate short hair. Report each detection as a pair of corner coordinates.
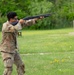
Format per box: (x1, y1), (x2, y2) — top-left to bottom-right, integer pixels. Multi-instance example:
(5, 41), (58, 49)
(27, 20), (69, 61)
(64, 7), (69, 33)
(7, 12), (17, 21)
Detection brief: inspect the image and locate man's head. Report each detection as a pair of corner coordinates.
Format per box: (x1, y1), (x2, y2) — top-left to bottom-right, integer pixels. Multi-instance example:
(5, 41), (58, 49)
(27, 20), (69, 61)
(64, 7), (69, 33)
(7, 12), (18, 22)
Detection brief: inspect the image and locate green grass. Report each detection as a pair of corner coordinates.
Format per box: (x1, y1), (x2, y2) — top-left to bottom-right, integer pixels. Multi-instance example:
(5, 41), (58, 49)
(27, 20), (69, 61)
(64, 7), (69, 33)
(18, 28), (74, 54)
(0, 28), (74, 75)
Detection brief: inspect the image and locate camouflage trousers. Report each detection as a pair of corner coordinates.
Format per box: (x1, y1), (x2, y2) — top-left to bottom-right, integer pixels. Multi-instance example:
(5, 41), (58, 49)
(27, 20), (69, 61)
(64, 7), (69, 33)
(1, 51), (25, 75)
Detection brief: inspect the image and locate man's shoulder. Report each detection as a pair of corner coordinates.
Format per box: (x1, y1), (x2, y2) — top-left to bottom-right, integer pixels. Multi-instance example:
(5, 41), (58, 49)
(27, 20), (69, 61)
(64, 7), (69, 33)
(2, 21), (10, 31)
(3, 21), (9, 26)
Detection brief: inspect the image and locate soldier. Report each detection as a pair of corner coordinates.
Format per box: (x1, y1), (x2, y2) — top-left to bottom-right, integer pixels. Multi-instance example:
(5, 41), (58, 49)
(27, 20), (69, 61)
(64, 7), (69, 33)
(0, 11), (40, 75)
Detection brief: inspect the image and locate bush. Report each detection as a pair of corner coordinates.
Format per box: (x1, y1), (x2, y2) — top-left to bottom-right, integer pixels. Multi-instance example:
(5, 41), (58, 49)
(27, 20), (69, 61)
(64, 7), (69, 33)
(0, 16), (7, 31)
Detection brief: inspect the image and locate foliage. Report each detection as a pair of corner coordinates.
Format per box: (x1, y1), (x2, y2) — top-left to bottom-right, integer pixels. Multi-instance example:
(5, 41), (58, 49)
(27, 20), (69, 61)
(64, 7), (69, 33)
(0, 0), (74, 30)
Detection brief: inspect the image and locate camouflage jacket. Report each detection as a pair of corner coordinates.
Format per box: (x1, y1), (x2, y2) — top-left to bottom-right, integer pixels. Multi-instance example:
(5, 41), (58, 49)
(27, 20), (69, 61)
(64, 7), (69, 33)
(0, 20), (35, 53)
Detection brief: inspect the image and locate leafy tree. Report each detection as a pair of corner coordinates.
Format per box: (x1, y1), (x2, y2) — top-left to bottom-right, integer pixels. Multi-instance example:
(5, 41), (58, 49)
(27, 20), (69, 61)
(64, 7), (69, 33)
(0, 0), (74, 30)
(27, 0), (53, 29)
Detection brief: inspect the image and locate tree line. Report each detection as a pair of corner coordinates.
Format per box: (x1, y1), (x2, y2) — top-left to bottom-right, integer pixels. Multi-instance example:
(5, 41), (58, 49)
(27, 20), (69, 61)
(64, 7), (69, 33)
(0, 0), (74, 30)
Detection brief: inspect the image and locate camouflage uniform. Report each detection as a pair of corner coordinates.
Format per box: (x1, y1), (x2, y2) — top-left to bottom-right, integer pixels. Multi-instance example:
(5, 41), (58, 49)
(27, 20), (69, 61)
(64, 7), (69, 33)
(0, 20), (35, 75)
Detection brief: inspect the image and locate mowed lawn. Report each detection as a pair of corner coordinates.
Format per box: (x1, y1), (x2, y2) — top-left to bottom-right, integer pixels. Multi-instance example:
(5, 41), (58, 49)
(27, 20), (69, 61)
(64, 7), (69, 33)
(0, 28), (74, 75)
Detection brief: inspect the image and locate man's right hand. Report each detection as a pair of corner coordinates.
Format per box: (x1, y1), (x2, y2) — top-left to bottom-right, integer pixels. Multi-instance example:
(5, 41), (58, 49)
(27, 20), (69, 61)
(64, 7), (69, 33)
(19, 19), (25, 24)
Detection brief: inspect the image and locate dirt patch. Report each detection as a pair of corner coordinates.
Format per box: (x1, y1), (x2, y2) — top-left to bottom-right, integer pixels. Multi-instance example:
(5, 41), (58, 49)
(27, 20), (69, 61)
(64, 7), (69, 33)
(69, 32), (74, 35)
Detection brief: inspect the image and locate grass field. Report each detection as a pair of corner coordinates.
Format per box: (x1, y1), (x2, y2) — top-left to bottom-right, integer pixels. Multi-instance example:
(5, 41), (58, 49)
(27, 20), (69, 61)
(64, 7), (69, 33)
(0, 28), (74, 75)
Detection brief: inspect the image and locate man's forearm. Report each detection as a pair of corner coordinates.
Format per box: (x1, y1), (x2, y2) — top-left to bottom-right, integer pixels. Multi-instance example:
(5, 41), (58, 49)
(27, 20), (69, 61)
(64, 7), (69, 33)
(21, 19), (37, 27)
